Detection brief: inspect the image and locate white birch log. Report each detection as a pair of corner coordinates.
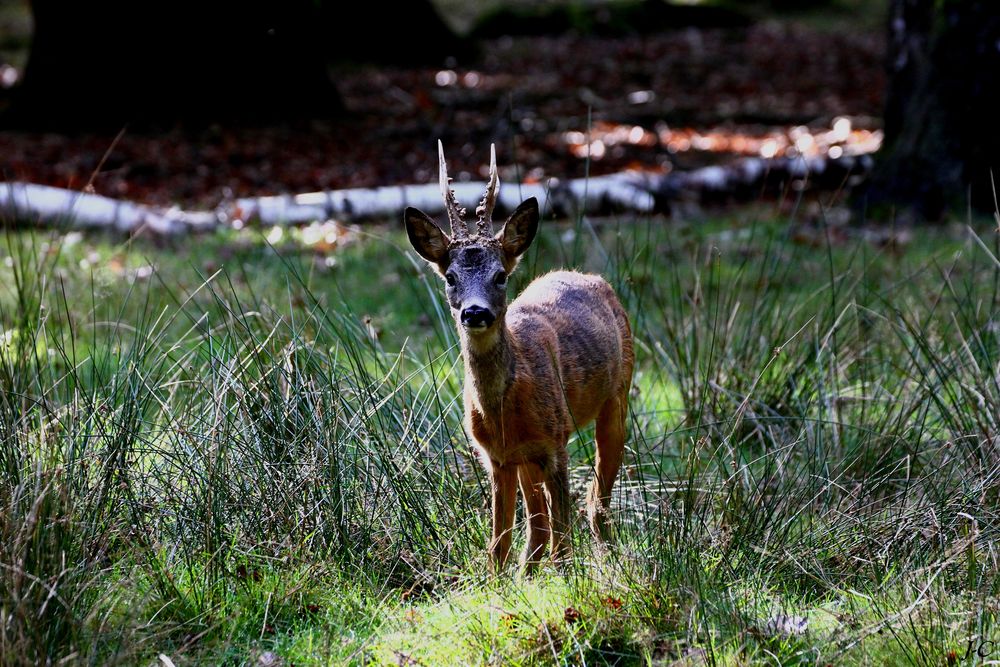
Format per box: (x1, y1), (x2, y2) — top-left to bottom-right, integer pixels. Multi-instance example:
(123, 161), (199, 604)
(227, 171), (657, 225)
(0, 182), (219, 234)
(0, 154), (873, 233)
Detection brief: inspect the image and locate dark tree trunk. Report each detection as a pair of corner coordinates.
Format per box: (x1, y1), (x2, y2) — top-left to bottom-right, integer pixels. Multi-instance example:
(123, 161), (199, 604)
(322, 0), (471, 65)
(864, 0), (1000, 221)
(3, 0), (464, 131)
(6, 1), (344, 130)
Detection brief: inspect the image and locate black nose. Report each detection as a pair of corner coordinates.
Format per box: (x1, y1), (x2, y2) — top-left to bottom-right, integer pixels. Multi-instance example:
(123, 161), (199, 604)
(460, 305), (495, 328)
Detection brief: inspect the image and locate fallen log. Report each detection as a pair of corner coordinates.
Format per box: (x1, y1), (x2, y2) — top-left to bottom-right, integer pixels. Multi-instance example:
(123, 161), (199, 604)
(0, 154), (874, 234)
(0, 182), (220, 234)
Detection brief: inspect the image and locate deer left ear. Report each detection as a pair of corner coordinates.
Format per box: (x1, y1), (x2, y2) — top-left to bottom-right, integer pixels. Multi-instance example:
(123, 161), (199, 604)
(405, 207), (451, 268)
(496, 197), (539, 267)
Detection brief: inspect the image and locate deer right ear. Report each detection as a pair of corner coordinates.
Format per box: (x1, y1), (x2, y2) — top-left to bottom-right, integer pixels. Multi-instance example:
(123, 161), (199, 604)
(404, 207), (451, 267)
(497, 197), (539, 268)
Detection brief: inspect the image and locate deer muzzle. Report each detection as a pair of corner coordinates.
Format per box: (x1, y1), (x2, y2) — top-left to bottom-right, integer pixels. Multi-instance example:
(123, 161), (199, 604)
(460, 305), (495, 330)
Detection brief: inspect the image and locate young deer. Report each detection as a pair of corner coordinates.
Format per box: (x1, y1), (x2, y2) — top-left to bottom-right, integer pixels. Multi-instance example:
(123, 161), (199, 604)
(404, 142), (633, 574)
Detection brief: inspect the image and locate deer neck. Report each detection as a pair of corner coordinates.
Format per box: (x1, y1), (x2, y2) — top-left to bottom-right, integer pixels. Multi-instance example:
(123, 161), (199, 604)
(461, 316), (514, 416)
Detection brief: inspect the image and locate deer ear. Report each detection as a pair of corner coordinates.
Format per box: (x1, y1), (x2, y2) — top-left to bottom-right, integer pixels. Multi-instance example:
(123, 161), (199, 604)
(404, 207), (450, 267)
(496, 197), (539, 267)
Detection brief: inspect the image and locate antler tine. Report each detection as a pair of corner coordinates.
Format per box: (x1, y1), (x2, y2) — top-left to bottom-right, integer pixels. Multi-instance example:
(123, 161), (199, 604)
(438, 140), (467, 238)
(476, 143), (500, 234)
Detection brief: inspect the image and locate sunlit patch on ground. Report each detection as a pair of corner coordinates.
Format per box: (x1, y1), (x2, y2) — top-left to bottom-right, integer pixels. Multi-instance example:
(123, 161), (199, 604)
(562, 117), (883, 164)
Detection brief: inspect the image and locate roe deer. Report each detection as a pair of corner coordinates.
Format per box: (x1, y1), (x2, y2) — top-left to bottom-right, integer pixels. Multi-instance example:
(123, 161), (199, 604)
(404, 142), (633, 574)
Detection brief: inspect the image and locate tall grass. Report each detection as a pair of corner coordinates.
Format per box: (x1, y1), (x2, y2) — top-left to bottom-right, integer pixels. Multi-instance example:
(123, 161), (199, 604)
(0, 213), (997, 665)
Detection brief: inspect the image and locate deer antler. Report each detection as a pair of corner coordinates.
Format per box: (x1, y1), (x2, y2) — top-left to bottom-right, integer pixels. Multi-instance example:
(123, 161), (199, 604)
(476, 143), (500, 235)
(438, 140), (468, 238)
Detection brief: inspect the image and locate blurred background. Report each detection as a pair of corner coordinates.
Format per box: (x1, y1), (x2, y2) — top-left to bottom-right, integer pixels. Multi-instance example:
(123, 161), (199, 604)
(0, 0), (996, 221)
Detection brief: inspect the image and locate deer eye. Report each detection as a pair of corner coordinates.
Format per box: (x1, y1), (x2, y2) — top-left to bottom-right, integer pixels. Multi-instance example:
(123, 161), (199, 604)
(445, 272), (457, 287)
(494, 270), (507, 286)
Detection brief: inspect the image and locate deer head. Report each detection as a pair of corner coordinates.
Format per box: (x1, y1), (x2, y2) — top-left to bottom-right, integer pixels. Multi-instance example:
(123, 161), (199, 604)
(405, 142), (539, 333)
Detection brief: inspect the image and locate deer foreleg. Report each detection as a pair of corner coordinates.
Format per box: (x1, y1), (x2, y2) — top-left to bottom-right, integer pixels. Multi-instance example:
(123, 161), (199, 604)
(518, 462), (550, 575)
(489, 463), (518, 573)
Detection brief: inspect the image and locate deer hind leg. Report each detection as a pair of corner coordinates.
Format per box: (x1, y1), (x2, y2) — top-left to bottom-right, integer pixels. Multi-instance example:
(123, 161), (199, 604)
(588, 394), (626, 544)
(543, 447), (572, 566)
(518, 463), (550, 575)
(489, 463), (518, 573)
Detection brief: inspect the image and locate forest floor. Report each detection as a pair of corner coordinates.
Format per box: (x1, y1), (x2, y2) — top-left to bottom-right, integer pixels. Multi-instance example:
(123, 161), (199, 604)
(1, 20), (883, 211)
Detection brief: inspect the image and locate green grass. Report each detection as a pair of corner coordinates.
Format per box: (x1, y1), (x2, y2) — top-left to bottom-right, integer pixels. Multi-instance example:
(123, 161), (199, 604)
(0, 207), (998, 665)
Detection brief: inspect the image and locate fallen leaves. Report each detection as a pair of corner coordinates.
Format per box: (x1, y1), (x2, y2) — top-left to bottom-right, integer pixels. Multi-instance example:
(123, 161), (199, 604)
(602, 596), (623, 611)
(563, 606), (582, 624)
(0, 22), (884, 212)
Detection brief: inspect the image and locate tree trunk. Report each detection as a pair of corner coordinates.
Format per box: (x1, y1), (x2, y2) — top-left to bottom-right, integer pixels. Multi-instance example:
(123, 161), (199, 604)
(3, 0), (465, 131)
(864, 0), (1000, 221)
(5, 1), (344, 130)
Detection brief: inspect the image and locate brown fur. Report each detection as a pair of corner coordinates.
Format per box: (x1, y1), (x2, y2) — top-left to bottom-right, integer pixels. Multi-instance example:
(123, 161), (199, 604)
(462, 270), (633, 572)
(404, 148), (633, 574)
